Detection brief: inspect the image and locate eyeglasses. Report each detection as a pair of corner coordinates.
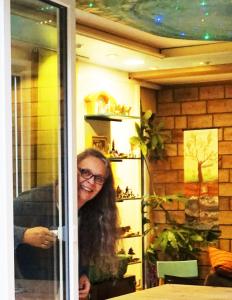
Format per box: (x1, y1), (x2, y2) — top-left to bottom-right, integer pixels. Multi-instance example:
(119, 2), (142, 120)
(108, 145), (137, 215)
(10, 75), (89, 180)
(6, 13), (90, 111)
(78, 168), (106, 185)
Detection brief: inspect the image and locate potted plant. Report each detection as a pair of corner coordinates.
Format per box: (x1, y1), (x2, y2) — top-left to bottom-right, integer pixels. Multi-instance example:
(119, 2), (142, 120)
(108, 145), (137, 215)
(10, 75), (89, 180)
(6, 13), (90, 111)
(130, 109), (168, 192)
(143, 194), (220, 286)
(130, 110), (220, 286)
(143, 195), (220, 262)
(130, 110), (166, 160)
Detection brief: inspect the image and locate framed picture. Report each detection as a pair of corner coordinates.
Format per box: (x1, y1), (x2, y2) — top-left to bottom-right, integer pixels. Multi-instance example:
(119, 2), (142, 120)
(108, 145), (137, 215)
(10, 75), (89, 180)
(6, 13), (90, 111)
(92, 136), (108, 153)
(184, 129), (218, 225)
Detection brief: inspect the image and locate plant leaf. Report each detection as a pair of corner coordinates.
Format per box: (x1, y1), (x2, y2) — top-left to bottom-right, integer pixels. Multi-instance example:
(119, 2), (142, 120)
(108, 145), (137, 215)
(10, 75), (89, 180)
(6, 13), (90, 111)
(151, 135), (158, 149)
(130, 136), (140, 146)
(143, 110), (152, 120)
(141, 143), (147, 157)
(135, 122), (142, 139)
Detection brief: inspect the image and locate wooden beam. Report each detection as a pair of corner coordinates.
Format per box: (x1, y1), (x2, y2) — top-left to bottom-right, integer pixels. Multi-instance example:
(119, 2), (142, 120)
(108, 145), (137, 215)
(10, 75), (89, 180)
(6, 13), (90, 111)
(76, 24), (164, 59)
(129, 63), (232, 80)
(162, 42), (232, 57)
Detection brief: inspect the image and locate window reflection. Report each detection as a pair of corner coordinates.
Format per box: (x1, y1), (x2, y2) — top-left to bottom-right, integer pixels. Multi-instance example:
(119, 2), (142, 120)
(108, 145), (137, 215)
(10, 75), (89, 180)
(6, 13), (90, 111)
(11, 0), (66, 298)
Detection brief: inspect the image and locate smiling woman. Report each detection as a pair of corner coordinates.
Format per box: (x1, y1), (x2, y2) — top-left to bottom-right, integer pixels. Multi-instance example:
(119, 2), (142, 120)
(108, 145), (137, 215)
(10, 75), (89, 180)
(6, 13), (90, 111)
(78, 148), (119, 298)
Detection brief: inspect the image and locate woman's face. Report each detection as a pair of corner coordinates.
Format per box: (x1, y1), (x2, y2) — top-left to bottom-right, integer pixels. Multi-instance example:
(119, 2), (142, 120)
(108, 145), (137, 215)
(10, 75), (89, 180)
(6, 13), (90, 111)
(78, 156), (107, 209)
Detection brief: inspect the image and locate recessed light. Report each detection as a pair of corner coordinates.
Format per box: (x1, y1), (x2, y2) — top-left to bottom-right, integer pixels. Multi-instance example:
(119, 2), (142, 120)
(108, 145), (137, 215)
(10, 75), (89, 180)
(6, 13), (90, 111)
(107, 53), (118, 59)
(76, 43), (82, 49)
(199, 61), (210, 65)
(124, 59), (144, 66)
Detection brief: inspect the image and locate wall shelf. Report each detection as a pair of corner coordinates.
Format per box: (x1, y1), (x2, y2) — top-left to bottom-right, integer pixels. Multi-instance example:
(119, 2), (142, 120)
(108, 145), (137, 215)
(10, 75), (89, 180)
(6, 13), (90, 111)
(82, 69), (143, 290)
(128, 260), (142, 265)
(85, 114), (140, 122)
(116, 197), (142, 202)
(109, 157), (141, 161)
(120, 234), (142, 239)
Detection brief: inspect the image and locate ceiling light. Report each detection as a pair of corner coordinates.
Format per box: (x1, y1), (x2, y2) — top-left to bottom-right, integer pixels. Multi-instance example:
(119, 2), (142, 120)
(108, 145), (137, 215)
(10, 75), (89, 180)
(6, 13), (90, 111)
(200, 61), (210, 65)
(124, 59), (144, 66)
(107, 53), (118, 59)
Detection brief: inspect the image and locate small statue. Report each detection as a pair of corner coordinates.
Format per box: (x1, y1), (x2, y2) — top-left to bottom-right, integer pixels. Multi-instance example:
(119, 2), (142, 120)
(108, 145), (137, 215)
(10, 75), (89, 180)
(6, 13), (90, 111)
(116, 185), (123, 199)
(128, 247), (135, 255)
(117, 248), (126, 255)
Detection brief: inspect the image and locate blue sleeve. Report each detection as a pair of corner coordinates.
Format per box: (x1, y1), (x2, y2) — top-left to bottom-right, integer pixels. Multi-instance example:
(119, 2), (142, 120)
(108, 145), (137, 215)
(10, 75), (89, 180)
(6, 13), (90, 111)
(14, 225), (26, 250)
(79, 265), (89, 277)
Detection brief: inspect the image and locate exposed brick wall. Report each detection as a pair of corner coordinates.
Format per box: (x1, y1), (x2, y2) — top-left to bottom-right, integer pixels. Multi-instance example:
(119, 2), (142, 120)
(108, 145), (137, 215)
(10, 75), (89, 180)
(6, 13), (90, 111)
(12, 47), (59, 194)
(143, 84), (232, 282)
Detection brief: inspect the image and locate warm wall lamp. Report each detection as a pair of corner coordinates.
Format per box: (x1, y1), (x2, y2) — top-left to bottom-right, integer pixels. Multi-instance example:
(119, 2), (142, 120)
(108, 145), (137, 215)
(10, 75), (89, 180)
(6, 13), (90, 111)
(76, 0), (232, 41)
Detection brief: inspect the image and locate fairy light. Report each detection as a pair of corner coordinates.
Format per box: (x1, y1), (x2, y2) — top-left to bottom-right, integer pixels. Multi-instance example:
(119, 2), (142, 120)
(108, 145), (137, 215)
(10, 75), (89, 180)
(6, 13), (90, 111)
(200, 1), (207, 6)
(204, 33), (210, 40)
(153, 14), (164, 25)
(179, 32), (186, 37)
(76, 0), (231, 41)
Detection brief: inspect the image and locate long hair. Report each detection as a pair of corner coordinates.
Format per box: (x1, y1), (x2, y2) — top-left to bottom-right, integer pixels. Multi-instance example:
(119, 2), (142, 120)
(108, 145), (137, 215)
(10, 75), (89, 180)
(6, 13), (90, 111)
(78, 148), (118, 274)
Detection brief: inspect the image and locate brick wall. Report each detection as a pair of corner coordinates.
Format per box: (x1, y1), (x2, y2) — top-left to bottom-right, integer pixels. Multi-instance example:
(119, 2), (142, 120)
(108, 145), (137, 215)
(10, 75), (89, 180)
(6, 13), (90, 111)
(12, 47), (59, 194)
(142, 84), (232, 281)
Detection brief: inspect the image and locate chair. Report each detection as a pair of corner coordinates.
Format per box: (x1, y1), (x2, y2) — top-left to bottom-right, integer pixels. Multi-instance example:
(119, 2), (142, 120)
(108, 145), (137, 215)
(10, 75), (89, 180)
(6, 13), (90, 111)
(156, 260), (198, 285)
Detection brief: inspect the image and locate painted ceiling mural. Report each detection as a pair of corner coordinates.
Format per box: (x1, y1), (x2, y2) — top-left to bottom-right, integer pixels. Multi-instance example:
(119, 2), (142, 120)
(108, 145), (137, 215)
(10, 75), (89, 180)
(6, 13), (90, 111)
(76, 0), (232, 41)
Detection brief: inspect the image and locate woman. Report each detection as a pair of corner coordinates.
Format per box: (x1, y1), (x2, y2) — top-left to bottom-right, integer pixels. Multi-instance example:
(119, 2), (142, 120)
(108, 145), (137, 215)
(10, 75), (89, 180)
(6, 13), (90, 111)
(78, 148), (118, 299)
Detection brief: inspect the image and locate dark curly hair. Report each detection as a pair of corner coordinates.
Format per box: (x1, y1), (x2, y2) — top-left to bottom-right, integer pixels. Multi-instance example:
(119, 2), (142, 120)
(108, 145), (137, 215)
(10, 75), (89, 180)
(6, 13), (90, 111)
(78, 148), (119, 274)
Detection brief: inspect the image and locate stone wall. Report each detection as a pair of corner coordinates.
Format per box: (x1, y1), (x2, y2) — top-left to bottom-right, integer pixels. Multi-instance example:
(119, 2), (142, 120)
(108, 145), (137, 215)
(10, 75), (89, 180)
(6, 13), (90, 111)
(142, 84), (232, 281)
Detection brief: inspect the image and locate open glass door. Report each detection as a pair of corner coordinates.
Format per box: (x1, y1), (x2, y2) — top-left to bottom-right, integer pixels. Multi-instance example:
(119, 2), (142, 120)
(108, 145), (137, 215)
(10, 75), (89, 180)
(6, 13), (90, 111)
(11, 0), (72, 298)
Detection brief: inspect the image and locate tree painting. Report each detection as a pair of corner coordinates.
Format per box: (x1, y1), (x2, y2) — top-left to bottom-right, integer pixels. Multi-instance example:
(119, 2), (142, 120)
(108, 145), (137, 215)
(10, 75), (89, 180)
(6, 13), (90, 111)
(184, 129), (218, 226)
(184, 129), (218, 184)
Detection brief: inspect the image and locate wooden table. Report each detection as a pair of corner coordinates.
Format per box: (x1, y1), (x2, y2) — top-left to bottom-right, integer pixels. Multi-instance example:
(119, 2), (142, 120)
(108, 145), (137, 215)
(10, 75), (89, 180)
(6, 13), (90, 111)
(108, 284), (232, 300)
(15, 279), (59, 300)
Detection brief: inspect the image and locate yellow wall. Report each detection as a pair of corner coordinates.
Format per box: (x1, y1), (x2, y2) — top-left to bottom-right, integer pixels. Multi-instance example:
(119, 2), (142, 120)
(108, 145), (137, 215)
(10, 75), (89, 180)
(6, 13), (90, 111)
(12, 46), (59, 190)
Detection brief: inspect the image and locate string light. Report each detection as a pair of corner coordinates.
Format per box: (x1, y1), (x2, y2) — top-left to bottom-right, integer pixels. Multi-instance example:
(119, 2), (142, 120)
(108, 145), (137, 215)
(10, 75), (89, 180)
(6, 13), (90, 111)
(179, 32), (186, 37)
(204, 33), (210, 40)
(40, 5), (54, 11)
(38, 19), (53, 25)
(200, 1), (207, 6)
(76, 0), (232, 41)
(153, 15), (164, 25)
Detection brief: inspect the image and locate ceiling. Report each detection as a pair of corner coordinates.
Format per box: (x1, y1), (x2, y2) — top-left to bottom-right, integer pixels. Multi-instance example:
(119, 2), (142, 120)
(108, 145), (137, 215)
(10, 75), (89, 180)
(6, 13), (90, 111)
(76, 4), (232, 87)
(76, 0), (232, 41)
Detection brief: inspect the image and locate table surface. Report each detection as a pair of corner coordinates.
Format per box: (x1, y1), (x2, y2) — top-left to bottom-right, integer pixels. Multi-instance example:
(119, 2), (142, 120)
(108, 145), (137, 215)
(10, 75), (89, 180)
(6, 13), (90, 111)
(108, 284), (232, 300)
(15, 279), (59, 300)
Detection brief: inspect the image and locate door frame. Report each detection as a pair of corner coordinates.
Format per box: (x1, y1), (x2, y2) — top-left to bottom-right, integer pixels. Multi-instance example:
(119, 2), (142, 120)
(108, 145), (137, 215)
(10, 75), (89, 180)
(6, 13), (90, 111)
(0, 0), (77, 298)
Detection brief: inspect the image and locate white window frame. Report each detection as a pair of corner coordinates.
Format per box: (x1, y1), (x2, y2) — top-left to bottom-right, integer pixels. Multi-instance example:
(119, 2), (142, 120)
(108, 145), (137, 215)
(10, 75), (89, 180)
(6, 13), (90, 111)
(0, 0), (14, 298)
(0, 0), (77, 299)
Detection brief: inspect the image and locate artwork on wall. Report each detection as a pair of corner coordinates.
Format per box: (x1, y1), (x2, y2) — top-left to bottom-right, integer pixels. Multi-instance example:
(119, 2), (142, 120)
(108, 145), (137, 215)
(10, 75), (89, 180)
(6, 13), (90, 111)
(92, 136), (108, 154)
(184, 129), (218, 226)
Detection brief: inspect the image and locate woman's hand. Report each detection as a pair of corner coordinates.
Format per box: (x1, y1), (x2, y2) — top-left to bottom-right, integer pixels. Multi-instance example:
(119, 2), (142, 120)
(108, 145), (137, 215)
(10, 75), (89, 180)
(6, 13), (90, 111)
(22, 227), (57, 249)
(79, 274), (91, 299)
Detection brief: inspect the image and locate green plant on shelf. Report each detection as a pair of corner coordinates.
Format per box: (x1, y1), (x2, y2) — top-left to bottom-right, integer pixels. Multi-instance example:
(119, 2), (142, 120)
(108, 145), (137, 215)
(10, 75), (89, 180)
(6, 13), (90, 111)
(130, 109), (220, 282)
(130, 110), (168, 161)
(143, 194), (220, 264)
(130, 109), (169, 193)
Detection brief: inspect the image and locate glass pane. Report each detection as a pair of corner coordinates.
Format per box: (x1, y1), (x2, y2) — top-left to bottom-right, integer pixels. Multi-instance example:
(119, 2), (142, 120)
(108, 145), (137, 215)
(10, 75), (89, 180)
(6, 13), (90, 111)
(11, 0), (67, 298)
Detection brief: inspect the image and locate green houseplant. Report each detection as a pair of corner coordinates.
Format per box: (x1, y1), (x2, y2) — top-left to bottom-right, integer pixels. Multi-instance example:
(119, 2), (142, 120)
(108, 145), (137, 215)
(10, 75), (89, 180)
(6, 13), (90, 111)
(130, 110), (220, 284)
(130, 109), (167, 162)
(144, 195), (220, 287)
(143, 195), (220, 265)
(130, 109), (168, 192)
